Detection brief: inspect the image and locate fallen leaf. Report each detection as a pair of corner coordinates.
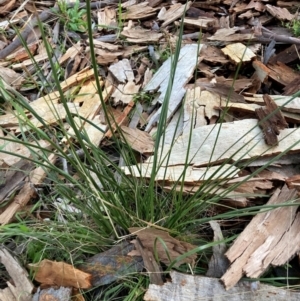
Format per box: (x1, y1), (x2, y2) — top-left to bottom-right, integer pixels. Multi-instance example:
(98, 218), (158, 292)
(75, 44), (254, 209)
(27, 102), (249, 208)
(129, 227), (197, 267)
(29, 259), (92, 289)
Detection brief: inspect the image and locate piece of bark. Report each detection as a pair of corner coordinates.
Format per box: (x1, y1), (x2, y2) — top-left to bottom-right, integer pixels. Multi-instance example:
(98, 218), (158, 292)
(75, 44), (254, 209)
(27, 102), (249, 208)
(221, 43), (256, 64)
(286, 174), (300, 191)
(255, 94), (288, 146)
(162, 109), (184, 144)
(0, 139), (51, 167)
(144, 44), (203, 131)
(269, 44), (300, 65)
(0, 182), (36, 225)
(97, 7), (117, 31)
(109, 59), (134, 83)
(120, 126), (154, 155)
(121, 28), (163, 43)
(0, 248), (34, 301)
(208, 27), (254, 43)
(123, 163), (239, 185)
(144, 270), (300, 301)
(0, 160), (33, 203)
(183, 17), (215, 29)
(145, 119), (300, 168)
(32, 287), (72, 301)
(158, 2), (192, 27)
(221, 185), (298, 290)
(183, 86), (206, 135)
(80, 241), (143, 286)
(105, 100), (135, 138)
(122, 2), (158, 20)
(283, 77), (300, 95)
(255, 107), (279, 146)
(200, 45), (229, 64)
(15, 102), (80, 133)
(267, 61), (300, 87)
(265, 4), (295, 21)
(163, 183), (249, 207)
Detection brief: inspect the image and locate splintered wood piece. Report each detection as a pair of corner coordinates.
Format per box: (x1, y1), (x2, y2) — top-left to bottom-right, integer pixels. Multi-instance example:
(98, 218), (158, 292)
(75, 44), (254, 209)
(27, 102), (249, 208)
(163, 183), (249, 207)
(200, 45), (229, 64)
(32, 287), (72, 301)
(67, 83), (113, 145)
(144, 270), (300, 301)
(255, 94), (288, 146)
(122, 163), (239, 184)
(15, 102), (80, 132)
(286, 174), (300, 188)
(0, 139), (51, 167)
(269, 44), (300, 65)
(145, 119), (300, 167)
(121, 28), (163, 43)
(0, 66), (24, 88)
(255, 107), (279, 146)
(221, 43), (256, 64)
(0, 160), (33, 204)
(112, 81), (140, 104)
(0, 248), (34, 301)
(244, 94), (300, 113)
(283, 77), (300, 95)
(208, 27), (254, 42)
(109, 59), (135, 83)
(221, 185), (298, 290)
(267, 61), (300, 86)
(129, 227), (197, 267)
(82, 115), (107, 147)
(93, 39), (120, 51)
(265, 4), (295, 21)
(59, 41), (81, 65)
(144, 44), (202, 131)
(183, 87), (206, 135)
(95, 47), (123, 64)
(122, 2), (158, 20)
(263, 94), (288, 129)
(183, 17), (215, 29)
(158, 2), (192, 27)
(6, 42), (37, 60)
(30, 153), (57, 185)
(120, 126), (154, 154)
(11, 52), (50, 70)
(196, 90), (220, 121)
(105, 101), (135, 138)
(0, 182), (36, 225)
(97, 7), (117, 31)
(29, 259), (92, 289)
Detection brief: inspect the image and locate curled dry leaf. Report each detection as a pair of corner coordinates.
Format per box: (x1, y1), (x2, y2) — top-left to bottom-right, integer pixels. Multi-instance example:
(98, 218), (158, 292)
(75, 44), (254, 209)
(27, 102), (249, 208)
(29, 259), (92, 289)
(129, 227), (197, 267)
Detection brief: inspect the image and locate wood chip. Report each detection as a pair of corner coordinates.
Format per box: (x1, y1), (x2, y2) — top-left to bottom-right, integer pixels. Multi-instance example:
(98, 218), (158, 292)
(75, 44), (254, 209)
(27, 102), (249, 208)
(221, 185), (299, 290)
(221, 43), (256, 64)
(144, 270), (300, 301)
(144, 44), (203, 131)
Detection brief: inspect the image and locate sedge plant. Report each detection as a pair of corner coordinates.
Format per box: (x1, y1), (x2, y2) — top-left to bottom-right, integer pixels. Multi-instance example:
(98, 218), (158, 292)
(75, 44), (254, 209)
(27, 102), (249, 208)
(1, 1), (300, 299)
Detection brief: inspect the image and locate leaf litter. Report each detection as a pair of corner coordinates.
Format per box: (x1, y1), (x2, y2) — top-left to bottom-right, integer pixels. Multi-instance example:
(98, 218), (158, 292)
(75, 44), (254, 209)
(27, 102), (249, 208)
(0, 0), (300, 300)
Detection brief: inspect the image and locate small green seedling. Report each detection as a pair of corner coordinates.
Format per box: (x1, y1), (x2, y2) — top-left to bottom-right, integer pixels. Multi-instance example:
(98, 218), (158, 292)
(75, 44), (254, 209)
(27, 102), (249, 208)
(58, 0), (87, 32)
